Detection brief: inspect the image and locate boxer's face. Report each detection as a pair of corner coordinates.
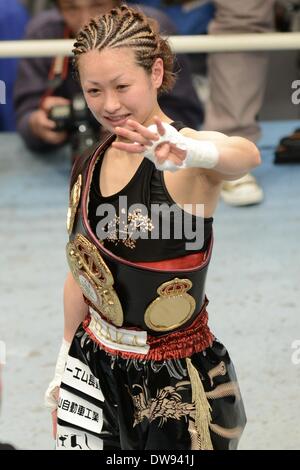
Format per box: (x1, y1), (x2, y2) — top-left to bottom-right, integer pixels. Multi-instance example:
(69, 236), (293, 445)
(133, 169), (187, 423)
(79, 47), (164, 133)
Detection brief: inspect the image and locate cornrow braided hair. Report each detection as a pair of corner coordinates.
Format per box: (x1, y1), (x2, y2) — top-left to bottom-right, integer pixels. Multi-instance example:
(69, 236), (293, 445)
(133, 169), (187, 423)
(72, 4), (176, 93)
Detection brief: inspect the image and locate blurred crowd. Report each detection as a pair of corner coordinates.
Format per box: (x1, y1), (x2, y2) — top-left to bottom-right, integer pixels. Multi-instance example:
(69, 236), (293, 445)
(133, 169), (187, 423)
(1, 1), (300, 205)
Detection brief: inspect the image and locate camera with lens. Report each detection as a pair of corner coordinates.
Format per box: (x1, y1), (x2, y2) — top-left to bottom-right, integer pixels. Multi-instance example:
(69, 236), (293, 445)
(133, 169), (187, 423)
(48, 93), (100, 163)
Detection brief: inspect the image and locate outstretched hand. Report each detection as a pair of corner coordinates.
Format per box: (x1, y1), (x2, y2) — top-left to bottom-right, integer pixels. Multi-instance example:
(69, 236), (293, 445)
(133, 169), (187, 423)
(112, 116), (187, 168)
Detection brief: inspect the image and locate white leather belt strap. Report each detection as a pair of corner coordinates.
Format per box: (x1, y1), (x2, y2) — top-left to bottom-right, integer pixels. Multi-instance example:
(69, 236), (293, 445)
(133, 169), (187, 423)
(88, 307), (150, 355)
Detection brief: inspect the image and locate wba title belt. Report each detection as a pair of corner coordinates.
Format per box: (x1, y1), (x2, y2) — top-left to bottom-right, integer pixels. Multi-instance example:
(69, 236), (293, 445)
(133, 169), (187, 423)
(66, 138), (212, 335)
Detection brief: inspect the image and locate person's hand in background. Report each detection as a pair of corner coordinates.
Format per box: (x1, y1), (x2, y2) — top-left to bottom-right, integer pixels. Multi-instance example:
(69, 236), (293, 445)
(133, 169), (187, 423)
(29, 96), (70, 145)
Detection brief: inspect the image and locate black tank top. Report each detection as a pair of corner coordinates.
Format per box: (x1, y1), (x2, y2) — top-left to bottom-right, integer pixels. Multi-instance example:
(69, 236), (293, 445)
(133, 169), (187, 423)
(88, 122), (213, 262)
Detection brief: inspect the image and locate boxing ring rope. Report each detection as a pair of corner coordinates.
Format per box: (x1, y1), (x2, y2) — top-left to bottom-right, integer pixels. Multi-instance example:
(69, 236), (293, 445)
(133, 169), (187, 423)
(1, 33), (300, 57)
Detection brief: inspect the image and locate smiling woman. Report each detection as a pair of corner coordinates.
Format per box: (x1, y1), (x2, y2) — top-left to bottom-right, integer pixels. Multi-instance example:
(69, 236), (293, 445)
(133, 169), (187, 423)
(72, 6), (175, 132)
(44, 5), (261, 451)
(78, 47), (165, 131)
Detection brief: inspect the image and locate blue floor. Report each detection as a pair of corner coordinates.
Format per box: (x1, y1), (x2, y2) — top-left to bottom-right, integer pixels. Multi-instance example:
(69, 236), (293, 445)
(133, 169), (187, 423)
(210, 120), (300, 449)
(0, 121), (299, 449)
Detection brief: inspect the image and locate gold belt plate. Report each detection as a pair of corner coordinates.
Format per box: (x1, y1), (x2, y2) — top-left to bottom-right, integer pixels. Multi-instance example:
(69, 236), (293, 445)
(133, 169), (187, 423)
(67, 174), (82, 235)
(144, 278), (196, 332)
(66, 234), (124, 326)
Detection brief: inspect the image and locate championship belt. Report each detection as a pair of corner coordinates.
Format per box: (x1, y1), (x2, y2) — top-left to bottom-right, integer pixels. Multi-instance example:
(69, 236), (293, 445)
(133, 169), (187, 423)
(66, 136), (212, 334)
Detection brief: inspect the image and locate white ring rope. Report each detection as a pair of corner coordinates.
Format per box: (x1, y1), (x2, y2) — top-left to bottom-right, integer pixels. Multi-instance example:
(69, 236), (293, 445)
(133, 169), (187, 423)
(0, 33), (300, 58)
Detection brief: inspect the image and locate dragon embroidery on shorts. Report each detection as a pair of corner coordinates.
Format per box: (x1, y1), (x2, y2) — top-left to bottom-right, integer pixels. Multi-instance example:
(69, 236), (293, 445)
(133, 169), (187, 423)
(130, 382), (194, 426)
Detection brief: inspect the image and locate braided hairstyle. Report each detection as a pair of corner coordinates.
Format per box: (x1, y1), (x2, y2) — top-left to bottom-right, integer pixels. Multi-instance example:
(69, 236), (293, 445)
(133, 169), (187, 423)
(72, 4), (176, 94)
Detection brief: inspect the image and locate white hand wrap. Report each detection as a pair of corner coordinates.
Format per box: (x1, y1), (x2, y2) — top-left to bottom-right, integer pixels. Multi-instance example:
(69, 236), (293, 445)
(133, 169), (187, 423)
(44, 338), (70, 411)
(143, 123), (219, 172)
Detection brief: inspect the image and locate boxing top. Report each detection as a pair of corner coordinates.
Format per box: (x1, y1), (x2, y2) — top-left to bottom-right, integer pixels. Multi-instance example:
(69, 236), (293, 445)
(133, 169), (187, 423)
(66, 124), (213, 335)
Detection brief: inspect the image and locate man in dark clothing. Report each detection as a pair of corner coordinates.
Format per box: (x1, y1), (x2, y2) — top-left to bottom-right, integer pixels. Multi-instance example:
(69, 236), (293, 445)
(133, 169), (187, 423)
(14, 0), (203, 152)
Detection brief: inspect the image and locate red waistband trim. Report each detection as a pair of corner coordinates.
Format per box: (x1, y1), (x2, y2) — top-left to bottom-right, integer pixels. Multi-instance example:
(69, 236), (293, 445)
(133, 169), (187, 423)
(82, 300), (214, 361)
(134, 251), (206, 271)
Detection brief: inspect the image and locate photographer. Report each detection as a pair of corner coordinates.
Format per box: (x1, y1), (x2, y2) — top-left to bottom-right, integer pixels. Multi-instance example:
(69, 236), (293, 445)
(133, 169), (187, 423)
(14, 0), (203, 153)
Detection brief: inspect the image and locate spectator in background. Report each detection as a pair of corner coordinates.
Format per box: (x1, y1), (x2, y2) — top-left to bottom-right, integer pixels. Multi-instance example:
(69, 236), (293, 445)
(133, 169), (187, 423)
(129, 0), (215, 35)
(0, 0), (28, 131)
(14, 0), (203, 152)
(128, 1), (214, 80)
(20, 0), (52, 15)
(203, 0), (275, 206)
(132, 0), (275, 206)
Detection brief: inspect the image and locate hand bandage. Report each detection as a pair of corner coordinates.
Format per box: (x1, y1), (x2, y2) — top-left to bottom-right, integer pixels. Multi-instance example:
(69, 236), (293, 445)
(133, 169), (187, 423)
(143, 123), (219, 172)
(44, 338), (70, 410)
